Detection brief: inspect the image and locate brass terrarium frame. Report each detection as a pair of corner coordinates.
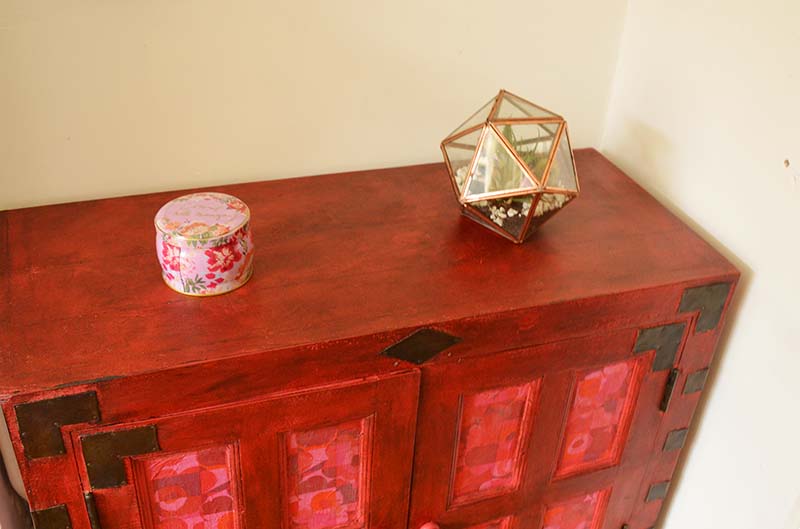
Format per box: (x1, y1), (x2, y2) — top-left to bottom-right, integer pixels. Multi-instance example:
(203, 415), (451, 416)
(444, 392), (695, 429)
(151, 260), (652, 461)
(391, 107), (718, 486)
(441, 89), (580, 243)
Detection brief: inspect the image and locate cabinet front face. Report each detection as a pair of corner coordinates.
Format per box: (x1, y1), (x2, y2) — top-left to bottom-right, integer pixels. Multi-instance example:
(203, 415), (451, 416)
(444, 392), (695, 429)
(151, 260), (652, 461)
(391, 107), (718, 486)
(409, 329), (679, 529)
(68, 371), (420, 529)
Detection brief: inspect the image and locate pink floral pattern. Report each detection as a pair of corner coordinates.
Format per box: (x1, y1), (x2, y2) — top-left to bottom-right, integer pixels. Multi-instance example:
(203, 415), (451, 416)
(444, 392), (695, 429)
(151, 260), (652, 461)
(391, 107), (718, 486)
(543, 489), (609, 529)
(556, 358), (644, 477)
(155, 193), (253, 296)
(205, 240), (243, 273)
(161, 241), (182, 272)
(140, 445), (239, 529)
(156, 224), (253, 296)
(452, 381), (539, 502)
(286, 419), (368, 529)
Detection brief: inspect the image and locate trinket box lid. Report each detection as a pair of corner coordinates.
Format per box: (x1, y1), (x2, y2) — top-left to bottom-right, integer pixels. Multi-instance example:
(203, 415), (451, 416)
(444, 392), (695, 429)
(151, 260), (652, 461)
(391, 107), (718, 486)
(154, 192), (250, 244)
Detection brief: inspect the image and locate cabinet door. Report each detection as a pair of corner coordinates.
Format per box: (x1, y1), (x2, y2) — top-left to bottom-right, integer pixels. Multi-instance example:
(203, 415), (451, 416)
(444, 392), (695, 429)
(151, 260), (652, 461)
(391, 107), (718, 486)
(68, 371), (419, 529)
(409, 328), (679, 529)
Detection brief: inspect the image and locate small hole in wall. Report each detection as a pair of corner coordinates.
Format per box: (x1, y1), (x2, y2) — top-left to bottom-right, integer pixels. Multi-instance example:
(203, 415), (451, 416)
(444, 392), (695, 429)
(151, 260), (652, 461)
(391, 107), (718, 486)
(786, 159), (799, 185)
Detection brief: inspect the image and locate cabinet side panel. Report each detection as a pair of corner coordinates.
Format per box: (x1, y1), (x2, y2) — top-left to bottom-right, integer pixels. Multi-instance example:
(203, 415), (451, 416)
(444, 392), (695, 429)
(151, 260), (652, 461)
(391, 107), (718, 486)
(628, 277), (738, 528)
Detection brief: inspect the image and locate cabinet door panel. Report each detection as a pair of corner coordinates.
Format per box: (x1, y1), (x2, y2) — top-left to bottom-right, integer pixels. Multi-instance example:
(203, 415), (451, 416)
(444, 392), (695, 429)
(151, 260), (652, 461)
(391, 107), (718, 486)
(542, 488), (610, 529)
(69, 371), (419, 529)
(451, 379), (542, 505)
(554, 355), (648, 479)
(409, 329), (676, 529)
(132, 444), (242, 529)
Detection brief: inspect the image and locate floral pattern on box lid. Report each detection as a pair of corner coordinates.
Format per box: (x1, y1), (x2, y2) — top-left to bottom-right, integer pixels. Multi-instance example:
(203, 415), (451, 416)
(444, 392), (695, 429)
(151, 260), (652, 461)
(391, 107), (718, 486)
(155, 192), (250, 248)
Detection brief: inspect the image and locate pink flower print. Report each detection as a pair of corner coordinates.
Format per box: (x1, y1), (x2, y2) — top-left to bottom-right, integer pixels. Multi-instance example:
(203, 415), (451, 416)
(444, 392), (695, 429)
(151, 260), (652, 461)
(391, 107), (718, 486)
(181, 221), (212, 237)
(161, 241), (182, 271)
(225, 198), (248, 214)
(205, 242), (242, 273)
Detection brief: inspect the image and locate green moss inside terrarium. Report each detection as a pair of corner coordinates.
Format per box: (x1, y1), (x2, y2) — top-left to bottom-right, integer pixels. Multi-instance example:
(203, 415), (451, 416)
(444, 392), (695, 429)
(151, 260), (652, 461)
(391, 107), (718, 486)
(499, 124), (552, 180)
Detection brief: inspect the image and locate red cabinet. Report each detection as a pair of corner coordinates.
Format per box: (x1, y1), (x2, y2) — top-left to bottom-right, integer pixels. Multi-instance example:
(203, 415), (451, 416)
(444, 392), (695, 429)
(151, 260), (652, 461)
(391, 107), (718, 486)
(409, 330), (665, 529)
(64, 372), (419, 529)
(0, 150), (738, 529)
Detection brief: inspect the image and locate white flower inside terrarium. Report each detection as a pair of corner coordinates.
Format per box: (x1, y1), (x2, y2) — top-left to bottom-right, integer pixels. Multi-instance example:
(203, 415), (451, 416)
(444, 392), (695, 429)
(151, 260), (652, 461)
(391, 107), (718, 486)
(442, 90), (579, 243)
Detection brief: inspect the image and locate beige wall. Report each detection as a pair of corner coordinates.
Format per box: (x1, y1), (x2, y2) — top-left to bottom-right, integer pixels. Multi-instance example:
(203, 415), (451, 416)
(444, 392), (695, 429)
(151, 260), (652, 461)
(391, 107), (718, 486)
(0, 0), (627, 210)
(602, 1), (800, 528)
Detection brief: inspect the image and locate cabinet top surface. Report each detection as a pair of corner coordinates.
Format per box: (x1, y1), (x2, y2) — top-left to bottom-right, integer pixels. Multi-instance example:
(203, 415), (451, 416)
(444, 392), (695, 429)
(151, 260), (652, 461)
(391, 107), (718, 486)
(0, 149), (736, 395)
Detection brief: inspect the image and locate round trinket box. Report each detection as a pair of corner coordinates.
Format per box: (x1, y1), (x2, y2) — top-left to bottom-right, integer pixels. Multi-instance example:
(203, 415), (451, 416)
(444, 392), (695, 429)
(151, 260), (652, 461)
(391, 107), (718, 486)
(154, 192), (254, 296)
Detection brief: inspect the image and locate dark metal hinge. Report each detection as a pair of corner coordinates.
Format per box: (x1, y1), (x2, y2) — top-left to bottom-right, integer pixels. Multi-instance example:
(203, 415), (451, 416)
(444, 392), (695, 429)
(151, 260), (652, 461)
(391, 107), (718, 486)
(679, 282), (732, 333)
(646, 481), (671, 502)
(31, 505), (71, 529)
(660, 368), (680, 412)
(663, 428), (689, 451)
(15, 392), (101, 459)
(381, 328), (461, 365)
(81, 425), (160, 489)
(84, 492), (102, 529)
(633, 323), (686, 372)
(684, 368), (709, 394)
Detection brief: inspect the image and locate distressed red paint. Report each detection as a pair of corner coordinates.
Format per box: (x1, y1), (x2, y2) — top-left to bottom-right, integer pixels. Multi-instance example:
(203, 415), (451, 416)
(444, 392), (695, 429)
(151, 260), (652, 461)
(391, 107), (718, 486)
(466, 516), (513, 529)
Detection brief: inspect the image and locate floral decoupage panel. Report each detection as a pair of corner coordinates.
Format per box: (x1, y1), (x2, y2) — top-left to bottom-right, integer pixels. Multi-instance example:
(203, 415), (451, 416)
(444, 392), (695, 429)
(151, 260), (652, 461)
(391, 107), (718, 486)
(556, 358), (645, 477)
(452, 380), (541, 502)
(542, 489), (609, 529)
(285, 418), (370, 529)
(138, 444), (241, 529)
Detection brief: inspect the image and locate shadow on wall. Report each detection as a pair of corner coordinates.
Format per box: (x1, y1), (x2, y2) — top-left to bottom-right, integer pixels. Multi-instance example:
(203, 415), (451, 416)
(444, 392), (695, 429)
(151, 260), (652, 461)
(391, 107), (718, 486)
(602, 117), (754, 529)
(608, 117), (677, 187)
(786, 496), (800, 529)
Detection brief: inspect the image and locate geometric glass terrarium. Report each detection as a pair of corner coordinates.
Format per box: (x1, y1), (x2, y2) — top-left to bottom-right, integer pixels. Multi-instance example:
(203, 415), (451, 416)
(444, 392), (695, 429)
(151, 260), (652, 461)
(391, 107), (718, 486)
(441, 89), (579, 243)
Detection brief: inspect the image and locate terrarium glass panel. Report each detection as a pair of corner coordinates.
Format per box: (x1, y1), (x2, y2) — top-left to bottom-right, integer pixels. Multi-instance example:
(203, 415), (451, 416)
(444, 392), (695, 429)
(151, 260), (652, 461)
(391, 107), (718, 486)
(463, 205), (507, 237)
(447, 97), (495, 139)
(534, 193), (571, 219)
(440, 90), (579, 243)
(544, 129), (578, 191)
(444, 128), (483, 193)
(498, 123), (559, 182)
(470, 196), (533, 239)
(494, 91), (558, 120)
(464, 127), (536, 200)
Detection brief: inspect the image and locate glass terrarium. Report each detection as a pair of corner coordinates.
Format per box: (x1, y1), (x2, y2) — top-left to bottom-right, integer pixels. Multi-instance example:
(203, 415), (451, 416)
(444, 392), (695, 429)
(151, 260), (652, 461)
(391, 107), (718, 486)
(441, 90), (579, 243)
